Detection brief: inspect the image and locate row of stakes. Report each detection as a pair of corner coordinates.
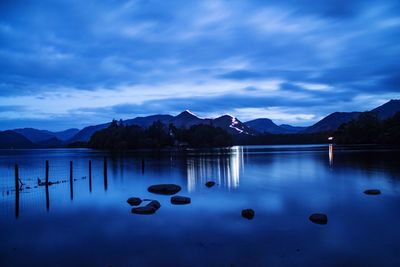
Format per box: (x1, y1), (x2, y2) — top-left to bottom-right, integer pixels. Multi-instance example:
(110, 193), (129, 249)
(12, 158), (146, 218)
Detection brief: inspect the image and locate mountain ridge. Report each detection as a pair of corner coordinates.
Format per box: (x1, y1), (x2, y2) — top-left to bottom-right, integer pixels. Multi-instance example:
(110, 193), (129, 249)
(3, 99), (399, 146)
(68, 110), (252, 142)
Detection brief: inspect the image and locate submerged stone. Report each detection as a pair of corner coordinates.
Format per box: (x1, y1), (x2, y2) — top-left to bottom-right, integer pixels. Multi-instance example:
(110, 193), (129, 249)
(148, 184), (181, 195)
(131, 206), (157, 215)
(241, 209), (255, 220)
(309, 213), (328, 225)
(171, 196), (191, 205)
(205, 181), (215, 188)
(127, 197), (142, 206)
(147, 200), (161, 210)
(364, 189), (381, 195)
(131, 200), (161, 215)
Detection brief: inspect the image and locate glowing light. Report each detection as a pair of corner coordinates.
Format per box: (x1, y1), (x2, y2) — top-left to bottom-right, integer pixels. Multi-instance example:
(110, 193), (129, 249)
(186, 147), (242, 191)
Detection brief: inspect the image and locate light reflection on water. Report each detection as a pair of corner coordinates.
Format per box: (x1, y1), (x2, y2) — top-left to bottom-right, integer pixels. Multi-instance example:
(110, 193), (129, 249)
(329, 144), (334, 167)
(1, 145), (400, 267)
(187, 146), (242, 191)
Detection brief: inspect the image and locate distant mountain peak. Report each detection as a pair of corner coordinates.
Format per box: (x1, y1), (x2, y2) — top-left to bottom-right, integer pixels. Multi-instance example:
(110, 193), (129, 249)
(176, 110), (200, 119)
(217, 114), (234, 120)
(244, 118), (306, 134)
(213, 115), (253, 134)
(184, 109), (197, 116)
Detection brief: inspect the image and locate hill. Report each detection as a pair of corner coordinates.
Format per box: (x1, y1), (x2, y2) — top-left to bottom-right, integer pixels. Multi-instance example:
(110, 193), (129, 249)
(302, 112), (361, 133)
(0, 130), (36, 149)
(371, 99), (400, 119)
(245, 119), (302, 134)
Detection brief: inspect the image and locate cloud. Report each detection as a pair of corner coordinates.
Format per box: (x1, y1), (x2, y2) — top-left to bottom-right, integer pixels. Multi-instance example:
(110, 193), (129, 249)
(0, 0), (399, 130)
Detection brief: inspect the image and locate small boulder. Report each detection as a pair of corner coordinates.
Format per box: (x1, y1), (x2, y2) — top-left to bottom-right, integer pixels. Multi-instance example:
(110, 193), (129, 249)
(364, 189), (381, 195)
(131, 206), (157, 215)
(127, 197), (142, 206)
(147, 200), (161, 210)
(241, 209), (255, 220)
(171, 196), (191, 205)
(309, 213), (328, 225)
(148, 184), (181, 195)
(131, 200), (161, 215)
(205, 181), (215, 188)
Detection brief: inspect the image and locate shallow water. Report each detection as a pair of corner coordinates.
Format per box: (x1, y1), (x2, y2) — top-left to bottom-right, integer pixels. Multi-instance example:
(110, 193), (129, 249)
(1, 145), (400, 267)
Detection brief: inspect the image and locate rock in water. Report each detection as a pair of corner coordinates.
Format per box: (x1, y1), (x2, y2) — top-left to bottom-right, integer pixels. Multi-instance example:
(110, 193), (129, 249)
(364, 189), (381, 195)
(241, 209), (255, 220)
(309, 213), (328, 225)
(147, 200), (161, 210)
(205, 181), (215, 188)
(131, 206), (157, 214)
(127, 197), (142, 206)
(148, 184), (181, 195)
(171, 196), (191, 205)
(131, 200), (161, 215)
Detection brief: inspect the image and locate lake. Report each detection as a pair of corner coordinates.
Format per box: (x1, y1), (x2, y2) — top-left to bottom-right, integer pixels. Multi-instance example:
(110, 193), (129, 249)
(1, 145), (400, 267)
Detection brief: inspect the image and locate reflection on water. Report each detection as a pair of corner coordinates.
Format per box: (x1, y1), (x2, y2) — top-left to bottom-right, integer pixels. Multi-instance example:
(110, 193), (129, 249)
(329, 144), (334, 167)
(187, 146), (243, 191)
(1, 146), (400, 267)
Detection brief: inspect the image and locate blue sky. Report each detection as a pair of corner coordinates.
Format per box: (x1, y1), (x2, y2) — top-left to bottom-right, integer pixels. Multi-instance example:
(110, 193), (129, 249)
(1, 0), (400, 130)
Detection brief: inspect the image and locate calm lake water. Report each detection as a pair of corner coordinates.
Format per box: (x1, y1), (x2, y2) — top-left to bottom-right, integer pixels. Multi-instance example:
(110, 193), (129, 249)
(1, 145), (400, 267)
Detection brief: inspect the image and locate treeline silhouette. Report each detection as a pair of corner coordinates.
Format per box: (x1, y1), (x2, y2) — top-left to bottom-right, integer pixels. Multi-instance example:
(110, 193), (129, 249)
(334, 112), (400, 144)
(88, 120), (233, 149)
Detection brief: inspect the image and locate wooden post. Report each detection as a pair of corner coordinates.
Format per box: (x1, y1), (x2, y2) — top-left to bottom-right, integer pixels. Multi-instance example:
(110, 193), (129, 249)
(45, 183), (50, 211)
(45, 160), (50, 211)
(89, 160), (92, 193)
(45, 160), (49, 185)
(15, 164), (19, 219)
(141, 158), (145, 174)
(103, 157), (108, 191)
(69, 161), (73, 200)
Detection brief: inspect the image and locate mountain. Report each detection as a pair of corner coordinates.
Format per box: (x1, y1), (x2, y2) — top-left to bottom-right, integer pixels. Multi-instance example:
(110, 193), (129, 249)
(124, 115), (173, 128)
(5, 99), (400, 146)
(13, 127), (80, 143)
(52, 128), (80, 141)
(245, 119), (283, 134)
(302, 99), (400, 134)
(279, 124), (306, 133)
(0, 130), (36, 149)
(169, 110), (211, 128)
(245, 119), (304, 134)
(371, 99), (400, 119)
(245, 118), (281, 134)
(68, 110), (251, 143)
(213, 115), (253, 135)
(302, 112), (361, 133)
(69, 116), (179, 143)
(13, 128), (55, 143)
(68, 123), (110, 143)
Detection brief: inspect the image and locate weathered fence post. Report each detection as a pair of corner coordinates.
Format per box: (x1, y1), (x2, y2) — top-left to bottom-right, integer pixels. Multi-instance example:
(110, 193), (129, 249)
(15, 164), (19, 219)
(70, 160), (73, 200)
(103, 157), (108, 191)
(89, 160), (92, 193)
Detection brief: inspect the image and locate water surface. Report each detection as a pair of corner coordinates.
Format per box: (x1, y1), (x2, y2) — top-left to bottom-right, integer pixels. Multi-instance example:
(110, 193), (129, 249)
(1, 145), (400, 267)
